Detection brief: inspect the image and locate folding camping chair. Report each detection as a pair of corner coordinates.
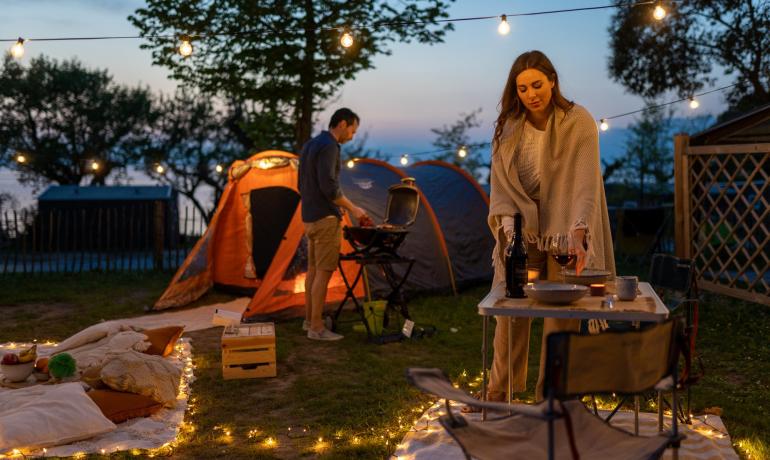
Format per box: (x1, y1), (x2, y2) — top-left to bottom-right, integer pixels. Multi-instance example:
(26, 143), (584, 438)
(407, 320), (684, 460)
(649, 253), (702, 424)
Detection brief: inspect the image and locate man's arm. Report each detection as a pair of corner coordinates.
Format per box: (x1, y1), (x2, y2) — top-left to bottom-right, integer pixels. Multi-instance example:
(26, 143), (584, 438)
(315, 144), (342, 202)
(333, 194), (367, 221)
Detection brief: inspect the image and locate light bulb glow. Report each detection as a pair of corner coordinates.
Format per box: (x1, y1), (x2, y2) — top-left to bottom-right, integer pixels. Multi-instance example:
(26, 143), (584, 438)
(10, 38), (25, 59)
(689, 97), (699, 109)
(346, 159), (355, 169)
(653, 5), (666, 20)
(599, 119), (609, 131)
(90, 160), (100, 171)
(400, 155), (409, 166)
(178, 39), (193, 57)
(155, 164), (165, 174)
(340, 32), (354, 48)
(458, 146), (468, 158)
(215, 164), (224, 173)
(497, 15), (511, 35)
(15, 153), (26, 164)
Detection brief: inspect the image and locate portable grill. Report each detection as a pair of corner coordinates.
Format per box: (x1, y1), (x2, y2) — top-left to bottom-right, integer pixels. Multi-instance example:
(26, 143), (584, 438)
(334, 177), (421, 343)
(343, 177), (419, 256)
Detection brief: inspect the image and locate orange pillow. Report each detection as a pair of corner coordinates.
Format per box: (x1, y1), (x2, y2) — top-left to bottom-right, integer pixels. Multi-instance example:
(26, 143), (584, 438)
(87, 389), (163, 423)
(141, 326), (184, 357)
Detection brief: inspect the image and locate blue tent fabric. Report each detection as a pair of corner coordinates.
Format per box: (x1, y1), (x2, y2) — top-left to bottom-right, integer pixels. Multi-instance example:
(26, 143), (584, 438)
(404, 163), (494, 287)
(340, 161), (455, 295)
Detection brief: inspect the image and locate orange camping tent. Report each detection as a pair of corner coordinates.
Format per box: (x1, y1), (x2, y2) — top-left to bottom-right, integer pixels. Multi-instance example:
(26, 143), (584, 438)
(154, 150), (363, 318)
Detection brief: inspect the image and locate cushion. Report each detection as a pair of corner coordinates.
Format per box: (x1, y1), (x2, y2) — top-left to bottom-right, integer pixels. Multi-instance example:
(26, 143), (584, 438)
(0, 382), (116, 451)
(87, 389), (163, 423)
(141, 326), (184, 357)
(100, 350), (182, 407)
(81, 365), (108, 389)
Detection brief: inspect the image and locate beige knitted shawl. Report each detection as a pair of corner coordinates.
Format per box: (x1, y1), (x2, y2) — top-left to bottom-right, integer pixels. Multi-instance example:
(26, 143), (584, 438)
(488, 103), (616, 277)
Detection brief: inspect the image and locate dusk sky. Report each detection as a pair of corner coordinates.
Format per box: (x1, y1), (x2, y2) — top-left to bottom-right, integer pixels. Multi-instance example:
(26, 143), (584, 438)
(1, 0), (732, 206)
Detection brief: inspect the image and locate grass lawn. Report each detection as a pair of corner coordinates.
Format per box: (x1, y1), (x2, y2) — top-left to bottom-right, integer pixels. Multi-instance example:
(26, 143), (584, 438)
(0, 270), (768, 459)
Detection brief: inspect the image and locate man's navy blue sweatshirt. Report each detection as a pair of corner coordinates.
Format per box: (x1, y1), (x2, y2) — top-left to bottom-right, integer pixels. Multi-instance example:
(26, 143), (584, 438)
(298, 131), (342, 222)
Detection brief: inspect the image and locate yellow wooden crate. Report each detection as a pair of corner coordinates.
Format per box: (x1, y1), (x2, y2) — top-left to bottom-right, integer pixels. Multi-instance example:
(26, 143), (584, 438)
(221, 323), (276, 379)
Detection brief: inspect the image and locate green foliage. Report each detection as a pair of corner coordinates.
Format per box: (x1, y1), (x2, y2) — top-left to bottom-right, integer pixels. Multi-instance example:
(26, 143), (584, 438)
(605, 105), (674, 207)
(429, 108), (487, 181)
(141, 89), (245, 219)
(129, 0), (455, 151)
(0, 55), (154, 188)
(608, 0), (770, 115)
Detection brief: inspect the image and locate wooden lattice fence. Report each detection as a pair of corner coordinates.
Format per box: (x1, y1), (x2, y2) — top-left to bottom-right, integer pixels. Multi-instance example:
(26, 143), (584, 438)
(674, 135), (770, 305)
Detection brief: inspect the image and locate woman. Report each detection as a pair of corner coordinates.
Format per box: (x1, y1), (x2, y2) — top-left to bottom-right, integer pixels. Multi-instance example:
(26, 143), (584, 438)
(484, 50), (615, 403)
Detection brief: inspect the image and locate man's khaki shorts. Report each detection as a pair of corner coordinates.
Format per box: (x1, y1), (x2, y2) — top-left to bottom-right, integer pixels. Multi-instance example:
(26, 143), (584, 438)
(304, 216), (342, 272)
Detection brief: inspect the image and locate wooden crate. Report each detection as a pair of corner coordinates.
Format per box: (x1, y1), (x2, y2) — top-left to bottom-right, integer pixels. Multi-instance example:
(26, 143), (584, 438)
(221, 323), (276, 379)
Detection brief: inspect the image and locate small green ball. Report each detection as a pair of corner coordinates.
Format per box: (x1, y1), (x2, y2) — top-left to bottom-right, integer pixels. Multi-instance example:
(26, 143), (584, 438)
(49, 353), (77, 379)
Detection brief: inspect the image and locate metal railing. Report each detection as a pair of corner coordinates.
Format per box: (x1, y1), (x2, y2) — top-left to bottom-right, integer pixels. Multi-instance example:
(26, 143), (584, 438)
(0, 204), (208, 274)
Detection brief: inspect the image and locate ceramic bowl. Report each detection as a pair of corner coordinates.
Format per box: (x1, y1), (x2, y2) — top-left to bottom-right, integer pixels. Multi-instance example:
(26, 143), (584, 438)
(563, 269), (611, 286)
(523, 283), (589, 305)
(1, 361), (34, 382)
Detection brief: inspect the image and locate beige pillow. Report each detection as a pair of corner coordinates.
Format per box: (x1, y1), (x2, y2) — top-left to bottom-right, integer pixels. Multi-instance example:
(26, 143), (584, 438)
(0, 382), (115, 451)
(100, 350), (182, 407)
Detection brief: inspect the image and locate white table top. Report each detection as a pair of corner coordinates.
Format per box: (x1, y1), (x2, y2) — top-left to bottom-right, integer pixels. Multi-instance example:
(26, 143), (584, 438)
(478, 281), (669, 322)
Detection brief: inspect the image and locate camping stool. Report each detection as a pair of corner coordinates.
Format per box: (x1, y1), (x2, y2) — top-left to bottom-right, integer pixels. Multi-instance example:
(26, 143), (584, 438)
(221, 323), (276, 379)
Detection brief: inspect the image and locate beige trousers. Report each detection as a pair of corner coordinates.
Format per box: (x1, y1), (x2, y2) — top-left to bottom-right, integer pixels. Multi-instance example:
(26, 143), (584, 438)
(488, 245), (581, 401)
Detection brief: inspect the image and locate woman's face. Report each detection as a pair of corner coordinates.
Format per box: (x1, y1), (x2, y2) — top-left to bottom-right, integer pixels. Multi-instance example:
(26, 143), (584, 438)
(515, 68), (555, 115)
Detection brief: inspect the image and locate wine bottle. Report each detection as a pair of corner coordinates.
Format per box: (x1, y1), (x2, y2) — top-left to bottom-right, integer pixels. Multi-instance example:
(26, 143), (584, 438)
(505, 213), (528, 298)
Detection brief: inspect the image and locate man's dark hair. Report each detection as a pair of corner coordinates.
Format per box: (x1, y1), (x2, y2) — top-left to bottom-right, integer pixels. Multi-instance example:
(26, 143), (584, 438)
(329, 108), (359, 128)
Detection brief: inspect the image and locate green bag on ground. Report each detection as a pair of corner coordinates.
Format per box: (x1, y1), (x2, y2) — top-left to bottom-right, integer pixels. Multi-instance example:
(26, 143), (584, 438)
(364, 300), (387, 335)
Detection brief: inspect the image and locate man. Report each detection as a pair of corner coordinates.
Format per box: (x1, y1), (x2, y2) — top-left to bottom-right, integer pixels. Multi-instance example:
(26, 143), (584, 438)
(298, 108), (368, 341)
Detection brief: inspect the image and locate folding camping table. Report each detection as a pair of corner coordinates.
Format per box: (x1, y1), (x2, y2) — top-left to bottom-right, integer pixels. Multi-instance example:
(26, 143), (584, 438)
(332, 252), (416, 343)
(477, 280), (670, 433)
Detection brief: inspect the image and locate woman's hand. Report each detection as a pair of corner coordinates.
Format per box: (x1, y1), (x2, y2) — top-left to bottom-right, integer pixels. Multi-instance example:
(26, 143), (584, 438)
(572, 228), (587, 276)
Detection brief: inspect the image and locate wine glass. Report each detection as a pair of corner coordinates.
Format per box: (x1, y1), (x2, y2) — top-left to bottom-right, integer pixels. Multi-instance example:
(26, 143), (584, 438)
(550, 233), (576, 283)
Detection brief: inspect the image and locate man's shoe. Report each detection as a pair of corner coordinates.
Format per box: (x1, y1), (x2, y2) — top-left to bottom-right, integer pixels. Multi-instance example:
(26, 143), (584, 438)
(302, 320), (310, 331)
(307, 328), (344, 341)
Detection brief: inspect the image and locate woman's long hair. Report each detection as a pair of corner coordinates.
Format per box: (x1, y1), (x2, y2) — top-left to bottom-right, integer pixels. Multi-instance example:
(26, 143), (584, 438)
(492, 50), (573, 149)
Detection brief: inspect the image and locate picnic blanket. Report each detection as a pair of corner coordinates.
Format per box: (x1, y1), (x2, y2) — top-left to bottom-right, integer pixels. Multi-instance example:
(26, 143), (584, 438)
(0, 339), (194, 457)
(394, 400), (739, 460)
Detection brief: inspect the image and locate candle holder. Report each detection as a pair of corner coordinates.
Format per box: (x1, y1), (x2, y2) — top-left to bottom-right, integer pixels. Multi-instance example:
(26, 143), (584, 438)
(590, 283), (606, 296)
(527, 268), (541, 283)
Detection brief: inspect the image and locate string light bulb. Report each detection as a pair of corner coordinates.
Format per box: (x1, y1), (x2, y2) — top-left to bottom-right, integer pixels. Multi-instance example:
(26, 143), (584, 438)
(653, 4), (667, 20)
(15, 153), (27, 164)
(90, 160), (100, 171)
(215, 164), (224, 174)
(497, 15), (510, 35)
(346, 159), (355, 169)
(340, 31), (354, 48)
(155, 164), (165, 174)
(689, 97), (699, 109)
(400, 154), (409, 166)
(599, 119), (609, 131)
(457, 146), (468, 158)
(10, 38), (25, 59)
(178, 39), (193, 57)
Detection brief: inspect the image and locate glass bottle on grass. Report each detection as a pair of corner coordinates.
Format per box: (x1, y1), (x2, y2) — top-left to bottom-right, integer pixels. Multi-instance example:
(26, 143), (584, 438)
(505, 213), (528, 298)
(550, 232), (576, 283)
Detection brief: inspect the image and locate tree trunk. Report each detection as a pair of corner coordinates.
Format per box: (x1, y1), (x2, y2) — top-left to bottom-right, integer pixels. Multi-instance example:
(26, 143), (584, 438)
(294, 0), (317, 152)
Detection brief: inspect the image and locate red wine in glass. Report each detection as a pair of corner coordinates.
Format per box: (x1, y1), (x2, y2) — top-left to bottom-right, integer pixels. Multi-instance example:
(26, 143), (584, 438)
(552, 254), (576, 266)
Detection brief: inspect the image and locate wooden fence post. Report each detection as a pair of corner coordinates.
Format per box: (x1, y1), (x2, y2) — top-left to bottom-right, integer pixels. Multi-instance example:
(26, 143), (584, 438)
(674, 134), (690, 258)
(153, 201), (165, 270)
